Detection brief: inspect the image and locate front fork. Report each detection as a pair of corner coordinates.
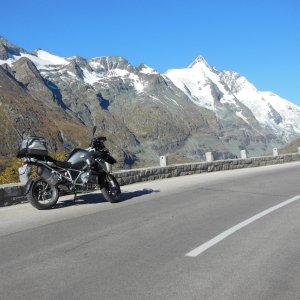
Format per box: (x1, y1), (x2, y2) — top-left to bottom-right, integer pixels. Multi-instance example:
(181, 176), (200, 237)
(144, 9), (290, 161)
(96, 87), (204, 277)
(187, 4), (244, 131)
(98, 172), (108, 189)
(98, 171), (117, 189)
(97, 159), (113, 189)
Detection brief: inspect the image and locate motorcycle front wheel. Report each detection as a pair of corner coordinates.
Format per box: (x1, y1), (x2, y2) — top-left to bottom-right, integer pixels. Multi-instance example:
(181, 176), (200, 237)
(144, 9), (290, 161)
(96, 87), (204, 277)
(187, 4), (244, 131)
(100, 174), (121, 203)
(27, 177), (59, 210)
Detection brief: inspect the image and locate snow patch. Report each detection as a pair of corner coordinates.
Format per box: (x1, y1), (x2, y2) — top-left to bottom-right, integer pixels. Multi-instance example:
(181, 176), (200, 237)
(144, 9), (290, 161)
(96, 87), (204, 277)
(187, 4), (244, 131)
(0, 50), (69, 70)
(236, 111), (249, 124)
(128, 73), (144, 93)
(82, 68), (102, 84)
(21, 50), (68, 69)
(149, 95), (165, 105)
(140, 65), (158, 75)
(108, 69), (129, 77)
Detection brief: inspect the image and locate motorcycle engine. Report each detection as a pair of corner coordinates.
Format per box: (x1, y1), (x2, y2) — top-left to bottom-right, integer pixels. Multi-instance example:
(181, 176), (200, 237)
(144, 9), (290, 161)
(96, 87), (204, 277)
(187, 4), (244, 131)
(80, 171), (90, 184)
(80, 171), (98, 190)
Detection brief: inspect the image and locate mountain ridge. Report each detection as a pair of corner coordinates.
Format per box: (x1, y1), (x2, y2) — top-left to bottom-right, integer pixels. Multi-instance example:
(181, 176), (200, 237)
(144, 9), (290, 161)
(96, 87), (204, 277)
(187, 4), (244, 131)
(0, 35), (299, 167)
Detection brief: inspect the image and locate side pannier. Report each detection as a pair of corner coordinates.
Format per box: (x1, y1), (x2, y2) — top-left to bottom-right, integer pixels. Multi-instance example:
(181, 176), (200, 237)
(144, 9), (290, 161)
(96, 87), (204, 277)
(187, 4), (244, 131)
(17, 136), (49, 157)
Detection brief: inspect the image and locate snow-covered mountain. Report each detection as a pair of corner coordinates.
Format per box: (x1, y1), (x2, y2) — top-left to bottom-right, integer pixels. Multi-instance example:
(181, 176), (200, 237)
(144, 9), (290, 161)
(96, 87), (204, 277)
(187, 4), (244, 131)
(165, 55), (300, 142)
(220, 71), (300, 138)
(1, 35), (299, 166)
(0, 47), (157, 94)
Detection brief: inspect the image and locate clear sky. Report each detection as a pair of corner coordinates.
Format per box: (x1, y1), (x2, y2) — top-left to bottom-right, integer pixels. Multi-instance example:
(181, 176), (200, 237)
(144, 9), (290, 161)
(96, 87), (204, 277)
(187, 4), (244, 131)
(1, 0), (299, 105)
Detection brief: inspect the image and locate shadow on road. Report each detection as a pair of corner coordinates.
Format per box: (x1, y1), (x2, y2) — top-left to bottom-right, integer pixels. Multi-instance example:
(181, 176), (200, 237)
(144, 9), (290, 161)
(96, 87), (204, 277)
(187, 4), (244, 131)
(120, 188), (159, 201)
(55, 188), (159, 209)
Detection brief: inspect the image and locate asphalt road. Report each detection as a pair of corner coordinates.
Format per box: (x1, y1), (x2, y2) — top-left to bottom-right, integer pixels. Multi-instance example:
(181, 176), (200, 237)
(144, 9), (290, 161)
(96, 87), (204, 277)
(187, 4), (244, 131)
(1, 162), (300, 300)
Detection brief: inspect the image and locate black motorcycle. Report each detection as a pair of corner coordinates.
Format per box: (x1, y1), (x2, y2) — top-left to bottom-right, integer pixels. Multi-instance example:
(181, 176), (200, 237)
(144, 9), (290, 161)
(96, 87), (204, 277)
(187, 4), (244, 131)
(17, 128), (121, 210)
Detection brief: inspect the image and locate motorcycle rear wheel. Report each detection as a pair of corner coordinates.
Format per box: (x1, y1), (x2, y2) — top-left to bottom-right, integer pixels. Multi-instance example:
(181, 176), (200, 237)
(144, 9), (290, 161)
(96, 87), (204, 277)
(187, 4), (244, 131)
(27, 177), (59, 210)
(101, 174), (121, 203)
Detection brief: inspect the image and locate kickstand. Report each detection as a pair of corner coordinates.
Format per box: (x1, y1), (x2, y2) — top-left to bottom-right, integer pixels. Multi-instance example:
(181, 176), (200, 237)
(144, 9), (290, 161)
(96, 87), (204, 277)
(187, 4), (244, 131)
(73, 192), (77, 204)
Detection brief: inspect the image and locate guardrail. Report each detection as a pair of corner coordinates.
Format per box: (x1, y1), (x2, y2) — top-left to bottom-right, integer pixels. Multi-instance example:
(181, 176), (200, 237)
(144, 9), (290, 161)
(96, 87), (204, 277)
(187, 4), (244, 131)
(1, 149), (300, 207)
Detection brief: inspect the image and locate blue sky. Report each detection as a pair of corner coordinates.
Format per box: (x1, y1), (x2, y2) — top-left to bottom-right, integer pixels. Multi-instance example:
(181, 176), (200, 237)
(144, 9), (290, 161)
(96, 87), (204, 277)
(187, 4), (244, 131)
(1, 0), (299, 105)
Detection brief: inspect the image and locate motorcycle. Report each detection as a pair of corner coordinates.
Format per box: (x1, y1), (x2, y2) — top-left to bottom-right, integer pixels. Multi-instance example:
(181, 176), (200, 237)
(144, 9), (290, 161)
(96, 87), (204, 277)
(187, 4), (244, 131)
(17, 127), (121, 210)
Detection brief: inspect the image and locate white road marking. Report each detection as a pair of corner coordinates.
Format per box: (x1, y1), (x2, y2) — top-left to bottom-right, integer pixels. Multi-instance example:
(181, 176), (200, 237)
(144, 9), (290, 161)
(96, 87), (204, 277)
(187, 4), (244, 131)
(186, 195), (300, 257)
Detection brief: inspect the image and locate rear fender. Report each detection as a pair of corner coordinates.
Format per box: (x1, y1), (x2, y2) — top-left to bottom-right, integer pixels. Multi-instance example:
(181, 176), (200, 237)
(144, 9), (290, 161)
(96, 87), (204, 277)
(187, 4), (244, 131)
(24, 178), (34, 195)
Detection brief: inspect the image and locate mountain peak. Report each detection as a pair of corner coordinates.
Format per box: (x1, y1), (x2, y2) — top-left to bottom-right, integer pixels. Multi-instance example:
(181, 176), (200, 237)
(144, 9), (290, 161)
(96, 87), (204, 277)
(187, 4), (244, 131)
(188, 55), (210, 69)
(0, 35), (26, 58)
(89, 56), (135, 73)
(138, 64), (158, 75)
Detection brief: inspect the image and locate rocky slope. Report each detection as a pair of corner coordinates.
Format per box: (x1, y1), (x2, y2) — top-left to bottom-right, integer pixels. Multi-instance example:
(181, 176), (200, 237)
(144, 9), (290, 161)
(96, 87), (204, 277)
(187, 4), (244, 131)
(0, 36), (299, 167)
(0, 64), (89, 155)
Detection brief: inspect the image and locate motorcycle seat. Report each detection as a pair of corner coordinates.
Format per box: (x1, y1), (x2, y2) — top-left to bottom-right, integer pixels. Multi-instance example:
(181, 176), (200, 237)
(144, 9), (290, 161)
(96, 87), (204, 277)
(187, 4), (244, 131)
(54, 160), (72, 168)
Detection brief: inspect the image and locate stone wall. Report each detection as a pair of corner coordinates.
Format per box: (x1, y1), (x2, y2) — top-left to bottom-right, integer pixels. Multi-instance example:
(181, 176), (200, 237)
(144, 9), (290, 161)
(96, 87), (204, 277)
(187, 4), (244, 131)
(1, 153), (300, 207)
(114, 154), (300, 185)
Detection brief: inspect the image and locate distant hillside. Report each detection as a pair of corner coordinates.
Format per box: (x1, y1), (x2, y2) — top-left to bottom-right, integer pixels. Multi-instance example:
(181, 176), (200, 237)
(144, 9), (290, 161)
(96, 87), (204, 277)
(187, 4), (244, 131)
(279, 138), (300, 154)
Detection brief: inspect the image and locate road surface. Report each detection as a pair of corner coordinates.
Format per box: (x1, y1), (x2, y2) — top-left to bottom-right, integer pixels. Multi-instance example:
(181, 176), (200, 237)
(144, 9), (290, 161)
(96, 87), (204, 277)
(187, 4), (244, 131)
(1, 162), (300, 299)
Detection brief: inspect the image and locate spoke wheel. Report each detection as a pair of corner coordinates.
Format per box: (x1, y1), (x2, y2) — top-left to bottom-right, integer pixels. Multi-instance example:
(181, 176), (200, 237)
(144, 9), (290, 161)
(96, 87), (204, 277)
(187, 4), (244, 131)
(101, 174), (121, 203)
(27, 177), (59, 210)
